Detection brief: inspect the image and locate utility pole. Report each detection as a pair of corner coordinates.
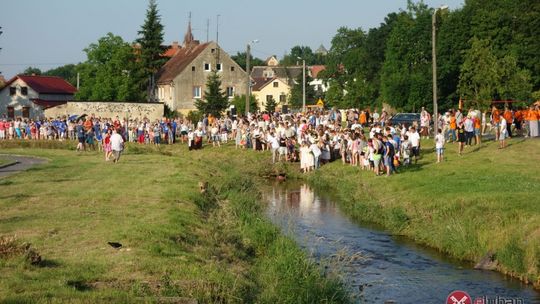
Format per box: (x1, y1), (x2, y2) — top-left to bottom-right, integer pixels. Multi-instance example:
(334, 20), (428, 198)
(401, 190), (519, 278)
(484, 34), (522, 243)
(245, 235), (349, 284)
(298, 57), (306, 112)
(245, 43), (251, 115)
(432, 5), (448, 138)
(245, 40), (259, 116)
(0, 26), (3, 75)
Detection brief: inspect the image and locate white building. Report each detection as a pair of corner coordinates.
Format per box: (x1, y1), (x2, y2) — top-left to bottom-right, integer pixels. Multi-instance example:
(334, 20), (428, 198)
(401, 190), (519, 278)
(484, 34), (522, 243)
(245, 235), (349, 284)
(0, 75), (77, 119)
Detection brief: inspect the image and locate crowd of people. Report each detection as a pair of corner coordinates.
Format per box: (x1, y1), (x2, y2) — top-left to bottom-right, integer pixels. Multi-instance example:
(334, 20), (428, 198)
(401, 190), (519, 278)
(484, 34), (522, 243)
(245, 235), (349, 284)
(0, 103), (538, 171)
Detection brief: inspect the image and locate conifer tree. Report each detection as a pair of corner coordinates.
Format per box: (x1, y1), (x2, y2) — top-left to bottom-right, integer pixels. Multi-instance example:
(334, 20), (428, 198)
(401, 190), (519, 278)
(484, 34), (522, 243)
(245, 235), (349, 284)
(136, 0), (165, 101)
(195, 72), (229, 117)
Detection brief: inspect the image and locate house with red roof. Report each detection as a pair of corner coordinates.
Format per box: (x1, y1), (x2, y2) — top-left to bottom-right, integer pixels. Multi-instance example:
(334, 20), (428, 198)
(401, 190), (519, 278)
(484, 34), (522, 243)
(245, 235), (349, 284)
(0, 75), (77, 119)
(155, 22), (247, 114)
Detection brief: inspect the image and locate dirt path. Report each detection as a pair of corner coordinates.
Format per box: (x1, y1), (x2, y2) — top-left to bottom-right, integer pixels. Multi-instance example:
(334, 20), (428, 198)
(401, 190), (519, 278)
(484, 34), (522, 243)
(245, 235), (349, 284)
(0, 155), (48, 178)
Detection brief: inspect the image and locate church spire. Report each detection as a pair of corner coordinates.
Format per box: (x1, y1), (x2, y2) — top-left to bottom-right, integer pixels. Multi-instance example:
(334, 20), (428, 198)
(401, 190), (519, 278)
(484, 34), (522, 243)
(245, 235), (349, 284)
(183, 12), (194, 47)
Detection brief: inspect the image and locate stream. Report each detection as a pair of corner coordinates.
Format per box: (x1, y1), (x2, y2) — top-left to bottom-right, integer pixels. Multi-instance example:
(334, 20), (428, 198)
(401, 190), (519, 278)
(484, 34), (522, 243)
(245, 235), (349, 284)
(263, 181), (540, 303)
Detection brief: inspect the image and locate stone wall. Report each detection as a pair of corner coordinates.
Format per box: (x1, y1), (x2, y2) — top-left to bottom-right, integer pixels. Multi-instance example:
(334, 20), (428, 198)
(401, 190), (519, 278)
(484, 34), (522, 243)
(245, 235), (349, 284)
(45, 101), (164, 121)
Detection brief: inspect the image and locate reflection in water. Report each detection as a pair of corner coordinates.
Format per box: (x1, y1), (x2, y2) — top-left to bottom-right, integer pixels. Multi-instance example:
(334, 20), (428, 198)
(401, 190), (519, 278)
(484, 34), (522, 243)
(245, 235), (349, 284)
(264, 182), (540, 304)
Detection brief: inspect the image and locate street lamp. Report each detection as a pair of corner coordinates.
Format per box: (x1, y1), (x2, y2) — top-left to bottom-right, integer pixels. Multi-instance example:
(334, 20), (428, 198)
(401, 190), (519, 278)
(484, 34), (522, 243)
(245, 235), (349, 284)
(297, 57), (306, 113)
(432, 5), (448, 138)
(245, 39), (259, 116)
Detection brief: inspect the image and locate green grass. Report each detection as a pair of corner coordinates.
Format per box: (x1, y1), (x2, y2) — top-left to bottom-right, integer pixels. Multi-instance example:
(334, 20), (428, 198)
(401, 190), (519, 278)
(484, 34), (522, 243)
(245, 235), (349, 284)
(0, 142), (349, 303)
(308, 137), (540, 288)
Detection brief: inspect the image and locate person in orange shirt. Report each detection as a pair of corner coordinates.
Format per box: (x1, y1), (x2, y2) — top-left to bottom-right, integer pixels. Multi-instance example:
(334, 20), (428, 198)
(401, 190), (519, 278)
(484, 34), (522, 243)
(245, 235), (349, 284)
(503, 108), (513, 137)
(491, 106), (501, 140)
(526, 105), (539, 137)
(473, 111), (482, 144)
(448, 111), (457, 142)
(359, 111), (367, 126)
(514, 108), (523, 137)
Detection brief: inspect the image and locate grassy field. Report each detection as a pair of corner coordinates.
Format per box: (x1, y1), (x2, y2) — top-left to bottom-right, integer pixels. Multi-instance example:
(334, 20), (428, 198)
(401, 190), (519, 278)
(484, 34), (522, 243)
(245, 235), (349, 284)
(0, 142), (348, 303)
(308, 137), (540, 288)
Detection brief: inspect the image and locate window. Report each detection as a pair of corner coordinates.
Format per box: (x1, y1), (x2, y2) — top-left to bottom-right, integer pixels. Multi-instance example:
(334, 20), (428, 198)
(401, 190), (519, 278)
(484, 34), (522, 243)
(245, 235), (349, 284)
(192, 66), (196, 71)
(273, 82), (279, 88)
(279, 95), (286, 103)
(193, 86), (202, 99)
(22, 106), (30, 118)
(7, 107), (14, 119)
(263, 71), (274, 78)
(211, 48), (216, 53)
(216, 63), (222, 71)
(266, 95), (273, 102)
(230, 66), (235, 72)
(9, 87), (16, 96)
(204, 63), (211, 71)
(226, 86), (234, 98)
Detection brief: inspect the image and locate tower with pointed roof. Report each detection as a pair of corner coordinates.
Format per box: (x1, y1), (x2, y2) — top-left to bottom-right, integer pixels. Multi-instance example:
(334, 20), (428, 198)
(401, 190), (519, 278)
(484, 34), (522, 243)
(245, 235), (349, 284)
(183, 13), (196, 47)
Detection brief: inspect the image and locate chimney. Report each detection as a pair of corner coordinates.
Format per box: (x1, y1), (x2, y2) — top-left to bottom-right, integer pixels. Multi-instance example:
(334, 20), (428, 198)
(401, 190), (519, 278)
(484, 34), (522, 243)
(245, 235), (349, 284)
(172, 41), (179, 49)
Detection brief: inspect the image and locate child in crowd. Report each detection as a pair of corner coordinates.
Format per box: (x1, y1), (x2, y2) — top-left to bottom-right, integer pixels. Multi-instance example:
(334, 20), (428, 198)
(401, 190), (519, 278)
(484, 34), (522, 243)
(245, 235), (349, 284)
(435, 128), (445, 163)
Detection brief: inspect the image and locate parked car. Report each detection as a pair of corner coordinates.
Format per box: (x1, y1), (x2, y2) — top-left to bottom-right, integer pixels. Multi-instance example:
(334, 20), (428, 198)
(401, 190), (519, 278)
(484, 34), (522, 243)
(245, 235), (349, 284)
(387, 113), (421, 127)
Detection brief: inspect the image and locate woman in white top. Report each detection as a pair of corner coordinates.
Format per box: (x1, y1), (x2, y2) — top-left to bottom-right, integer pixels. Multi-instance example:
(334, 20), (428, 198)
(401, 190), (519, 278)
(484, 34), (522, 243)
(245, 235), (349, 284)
(300, 141), (314, 173)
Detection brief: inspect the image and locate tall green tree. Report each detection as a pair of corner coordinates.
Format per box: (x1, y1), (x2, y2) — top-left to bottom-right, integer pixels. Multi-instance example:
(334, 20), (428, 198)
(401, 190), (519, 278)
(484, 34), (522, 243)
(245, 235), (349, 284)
(44, 64), (79, 87)
(230, 52), (265, 70)
(76, 33), (141, 101)
(281, 46), (325, 66)
(136, 0), (166, 101)
(289, 73), (316, 109)
(23, 67), (42, 75)
(380, 1), (432, 112)
(195, 72), (229, 117)
(230, 94), (258, 115)
(265, 97), (277, 113)
(458, 38), (500, 109)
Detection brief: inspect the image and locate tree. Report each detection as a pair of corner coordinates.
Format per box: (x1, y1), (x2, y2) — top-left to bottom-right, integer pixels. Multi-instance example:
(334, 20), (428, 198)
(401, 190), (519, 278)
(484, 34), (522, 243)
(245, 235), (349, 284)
(76, 33), (142, 101)
(458, 38), (499, 109)
(195, 72), (229, 117)
(136, 0), (166, 101)
(230, 94), (258, 115)
(265, 97), (277, 113)
(380, 2), (433, 112)
(289, 73), (316, 109)
(281, 46), (324, 66)
(44, 64), (79, 87)
(496, 55), (532, 101)
(230, 52), (265, 70)
(23, 67), (42, 75)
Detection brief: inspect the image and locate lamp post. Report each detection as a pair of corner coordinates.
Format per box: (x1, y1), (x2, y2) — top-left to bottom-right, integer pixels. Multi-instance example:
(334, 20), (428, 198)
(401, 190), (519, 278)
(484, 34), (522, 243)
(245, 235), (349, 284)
(245, 39), (259, 116)
(297, 57), (306, 112)
(432, 5), (448, 138)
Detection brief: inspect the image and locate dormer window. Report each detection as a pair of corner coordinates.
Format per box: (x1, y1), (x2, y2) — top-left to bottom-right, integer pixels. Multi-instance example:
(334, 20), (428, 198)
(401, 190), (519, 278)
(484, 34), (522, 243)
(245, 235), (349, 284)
(263, 70), (274, 78)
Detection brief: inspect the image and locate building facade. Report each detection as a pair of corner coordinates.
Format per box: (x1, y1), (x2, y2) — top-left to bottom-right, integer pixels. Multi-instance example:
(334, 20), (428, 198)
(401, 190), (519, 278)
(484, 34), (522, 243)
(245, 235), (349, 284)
(0, 75), (76, 119)
(156, 24), (247, 114)
(252, 78), (290, 110)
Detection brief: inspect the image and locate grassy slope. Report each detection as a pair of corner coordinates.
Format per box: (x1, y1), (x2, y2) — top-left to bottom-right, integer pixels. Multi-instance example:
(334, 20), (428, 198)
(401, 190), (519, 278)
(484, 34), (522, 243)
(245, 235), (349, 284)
(308, 138), (540, 287)
(0, 143), (348, 303)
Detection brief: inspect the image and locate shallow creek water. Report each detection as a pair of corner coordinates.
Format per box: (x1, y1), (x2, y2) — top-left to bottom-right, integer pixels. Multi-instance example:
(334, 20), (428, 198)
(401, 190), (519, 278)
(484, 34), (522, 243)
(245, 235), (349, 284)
(262, 182), (540, 303)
